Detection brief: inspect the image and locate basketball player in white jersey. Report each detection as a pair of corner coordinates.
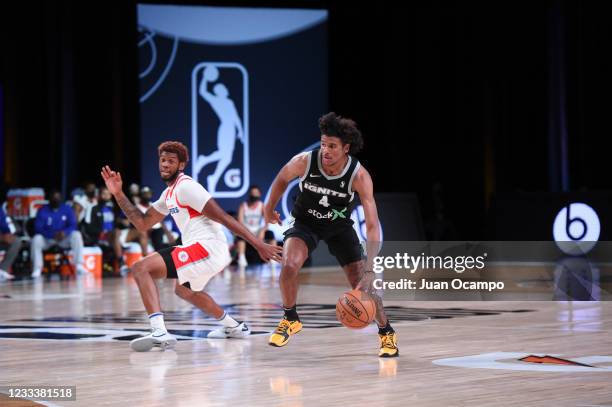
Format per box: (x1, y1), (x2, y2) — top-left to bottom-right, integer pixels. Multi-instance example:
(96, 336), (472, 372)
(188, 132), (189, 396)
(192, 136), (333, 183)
(236, 185), (277, 267)
(101, 141), (281, 352)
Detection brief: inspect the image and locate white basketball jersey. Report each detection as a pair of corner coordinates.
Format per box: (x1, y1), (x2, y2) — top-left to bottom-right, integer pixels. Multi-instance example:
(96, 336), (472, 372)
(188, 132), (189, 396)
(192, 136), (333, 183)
(153, 174), (226, 245)
(242, 201), (264, 234)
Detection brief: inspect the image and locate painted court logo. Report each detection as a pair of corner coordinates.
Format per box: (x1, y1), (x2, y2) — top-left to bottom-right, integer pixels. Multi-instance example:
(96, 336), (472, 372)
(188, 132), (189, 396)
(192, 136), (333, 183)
(0, 305), (516, 342)
(433, 352), (612, 372)
(192, 62), (249, 198)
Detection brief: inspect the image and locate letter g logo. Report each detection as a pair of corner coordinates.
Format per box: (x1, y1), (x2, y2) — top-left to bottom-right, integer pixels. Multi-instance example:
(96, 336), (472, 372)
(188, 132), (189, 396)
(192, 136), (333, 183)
(553, 203), (600, 255)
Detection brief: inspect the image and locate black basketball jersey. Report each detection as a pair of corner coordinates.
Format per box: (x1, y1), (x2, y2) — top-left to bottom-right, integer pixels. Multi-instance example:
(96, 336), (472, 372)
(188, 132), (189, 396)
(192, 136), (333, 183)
(292, 148), (361, 229)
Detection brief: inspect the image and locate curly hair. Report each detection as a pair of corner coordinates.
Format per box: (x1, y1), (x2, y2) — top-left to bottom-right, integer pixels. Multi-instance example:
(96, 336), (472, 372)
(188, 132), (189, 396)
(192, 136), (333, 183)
(158, 141), (189, 163)
(318, 112), (364, 155)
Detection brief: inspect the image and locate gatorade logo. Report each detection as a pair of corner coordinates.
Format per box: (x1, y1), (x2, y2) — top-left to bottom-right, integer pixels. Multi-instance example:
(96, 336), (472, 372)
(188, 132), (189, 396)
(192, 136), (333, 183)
(552, 203), (600, 255)
(85, 257), (96, 271)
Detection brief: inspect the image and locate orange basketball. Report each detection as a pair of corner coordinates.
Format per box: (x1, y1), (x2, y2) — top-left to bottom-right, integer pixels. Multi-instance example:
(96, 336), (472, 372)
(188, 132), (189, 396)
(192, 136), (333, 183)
(336, 289), (376, 329)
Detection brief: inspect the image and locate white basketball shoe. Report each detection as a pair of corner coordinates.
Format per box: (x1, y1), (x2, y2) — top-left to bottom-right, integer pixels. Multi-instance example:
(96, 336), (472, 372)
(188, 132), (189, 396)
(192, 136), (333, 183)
(130, 329), (177, 352)
(207, 322), (251, 339)
(0, 269), (14, 280)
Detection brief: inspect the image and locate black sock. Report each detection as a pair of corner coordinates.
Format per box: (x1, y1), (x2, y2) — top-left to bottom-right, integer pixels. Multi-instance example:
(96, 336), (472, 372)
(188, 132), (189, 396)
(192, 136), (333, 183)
(283, 305), (299, 322)
(378, 321), (394, 335)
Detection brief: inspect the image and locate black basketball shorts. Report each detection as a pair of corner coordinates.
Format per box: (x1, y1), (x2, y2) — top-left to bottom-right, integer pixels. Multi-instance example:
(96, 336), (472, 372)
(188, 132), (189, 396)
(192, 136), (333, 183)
(283, 220), (364, 267)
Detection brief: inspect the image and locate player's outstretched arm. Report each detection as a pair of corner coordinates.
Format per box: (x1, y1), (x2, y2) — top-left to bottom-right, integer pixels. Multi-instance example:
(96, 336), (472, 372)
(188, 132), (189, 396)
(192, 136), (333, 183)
(263, 152), (309, 225)
(100, 165), (165, 232)
(203, 198), (282, 262)
(199, 74), (213, 102)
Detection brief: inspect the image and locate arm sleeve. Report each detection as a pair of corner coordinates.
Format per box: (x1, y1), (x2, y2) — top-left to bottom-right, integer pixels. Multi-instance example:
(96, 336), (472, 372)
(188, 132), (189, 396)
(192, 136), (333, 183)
(152, 190), (170, 216)
(176, 181), (211, 213)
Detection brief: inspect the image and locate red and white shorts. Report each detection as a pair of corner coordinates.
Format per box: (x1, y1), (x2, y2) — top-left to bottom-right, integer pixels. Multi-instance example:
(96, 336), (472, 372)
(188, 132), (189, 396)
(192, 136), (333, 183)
(159, 239), (231, 291)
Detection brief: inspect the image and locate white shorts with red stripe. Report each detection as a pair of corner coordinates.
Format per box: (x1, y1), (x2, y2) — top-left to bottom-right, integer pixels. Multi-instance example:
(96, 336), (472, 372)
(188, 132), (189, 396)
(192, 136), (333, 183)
(160, 239), (231, 291)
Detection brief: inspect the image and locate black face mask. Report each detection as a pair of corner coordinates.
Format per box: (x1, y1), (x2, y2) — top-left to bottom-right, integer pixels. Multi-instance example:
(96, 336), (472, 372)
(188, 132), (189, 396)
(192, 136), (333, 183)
(248, 194), (261, 203)
(85, 190), (96, 199)
(50, 199), (61, 209)
(140, 197), (151, 205)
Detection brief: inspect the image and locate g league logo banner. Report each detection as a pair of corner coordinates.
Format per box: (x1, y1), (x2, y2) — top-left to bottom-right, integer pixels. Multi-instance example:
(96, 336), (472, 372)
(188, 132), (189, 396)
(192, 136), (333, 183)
(192, 63), (249, 198)
(137, 4), (328, 210)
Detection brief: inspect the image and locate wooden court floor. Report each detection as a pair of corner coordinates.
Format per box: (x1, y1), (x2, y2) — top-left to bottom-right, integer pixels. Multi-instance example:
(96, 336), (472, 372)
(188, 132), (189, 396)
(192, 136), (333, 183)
(0, 266), (611, 407)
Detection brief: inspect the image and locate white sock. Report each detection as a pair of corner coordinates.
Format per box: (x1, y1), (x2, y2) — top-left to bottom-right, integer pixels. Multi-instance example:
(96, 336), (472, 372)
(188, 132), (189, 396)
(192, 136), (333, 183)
(149, 312), (167, 332)
(218, 312), (239, 328)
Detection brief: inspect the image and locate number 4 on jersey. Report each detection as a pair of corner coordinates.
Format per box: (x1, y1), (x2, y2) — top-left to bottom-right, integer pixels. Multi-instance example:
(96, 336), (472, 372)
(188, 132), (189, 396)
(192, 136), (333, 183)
(319, 195), (330, 208)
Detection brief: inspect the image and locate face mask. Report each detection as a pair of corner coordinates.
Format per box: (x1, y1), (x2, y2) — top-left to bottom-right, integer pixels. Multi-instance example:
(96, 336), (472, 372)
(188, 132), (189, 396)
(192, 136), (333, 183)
(140, 197), (151, 205)
(248, 194), (260, 203)
(85, 190), (96, 199)
(50, 198), (61, 208)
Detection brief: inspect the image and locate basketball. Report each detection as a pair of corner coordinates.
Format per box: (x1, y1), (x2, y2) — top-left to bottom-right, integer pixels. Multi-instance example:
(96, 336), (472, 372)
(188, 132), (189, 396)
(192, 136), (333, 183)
(336, 289), (376, 329)
(203, 65), (219, 82)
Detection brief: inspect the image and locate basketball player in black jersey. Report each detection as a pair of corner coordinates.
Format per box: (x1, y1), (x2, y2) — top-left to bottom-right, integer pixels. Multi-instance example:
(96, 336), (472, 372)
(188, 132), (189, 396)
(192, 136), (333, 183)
(264, 112), (398, 357)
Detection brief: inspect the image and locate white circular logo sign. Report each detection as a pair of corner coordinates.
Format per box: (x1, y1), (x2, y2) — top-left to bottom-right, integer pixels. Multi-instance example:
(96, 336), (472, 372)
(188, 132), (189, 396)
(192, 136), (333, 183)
(553, 203), (600, 255)
(178, 251), (189, 263)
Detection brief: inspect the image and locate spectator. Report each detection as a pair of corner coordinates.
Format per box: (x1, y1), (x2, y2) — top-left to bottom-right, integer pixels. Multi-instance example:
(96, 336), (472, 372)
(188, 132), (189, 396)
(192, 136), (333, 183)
(73, 182), (98, 223)
(236, 185), (277, 267)
(0, 205), (24, 280)
(115, 184), (150, 257)
(81, 186), (124, 274)
(30, 189), (86, 278)
(81, 186), (115, 243)
(128, 183), (141, 206)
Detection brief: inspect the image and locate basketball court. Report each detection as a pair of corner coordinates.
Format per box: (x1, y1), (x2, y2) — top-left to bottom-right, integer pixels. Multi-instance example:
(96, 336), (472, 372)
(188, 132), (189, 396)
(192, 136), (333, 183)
(1, 265), (610, 406)
(2, 3), (612, 406)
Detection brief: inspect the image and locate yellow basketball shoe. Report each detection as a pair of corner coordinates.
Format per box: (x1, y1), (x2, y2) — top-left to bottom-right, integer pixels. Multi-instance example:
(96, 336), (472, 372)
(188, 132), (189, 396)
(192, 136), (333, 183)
(268, 318), (303, 347)
(378, 331), (399, 357)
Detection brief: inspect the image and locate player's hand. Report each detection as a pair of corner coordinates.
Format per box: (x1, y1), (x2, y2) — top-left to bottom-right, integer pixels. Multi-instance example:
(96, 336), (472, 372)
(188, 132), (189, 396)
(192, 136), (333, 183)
(254, 242), (282, 263)
(101, 165), (123, 195)
(264, 205), (282, 225)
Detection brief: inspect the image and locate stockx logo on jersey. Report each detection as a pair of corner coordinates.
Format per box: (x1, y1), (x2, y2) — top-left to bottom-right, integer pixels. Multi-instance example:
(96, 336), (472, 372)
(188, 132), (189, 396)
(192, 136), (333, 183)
(331, 208), (347, 220)
(308, 207), (347, 221)
(192, 62), (250, 198)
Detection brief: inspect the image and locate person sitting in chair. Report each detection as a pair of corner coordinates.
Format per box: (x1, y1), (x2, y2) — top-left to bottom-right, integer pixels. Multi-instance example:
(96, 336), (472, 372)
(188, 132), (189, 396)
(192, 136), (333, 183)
(30, 189), (86, 278)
